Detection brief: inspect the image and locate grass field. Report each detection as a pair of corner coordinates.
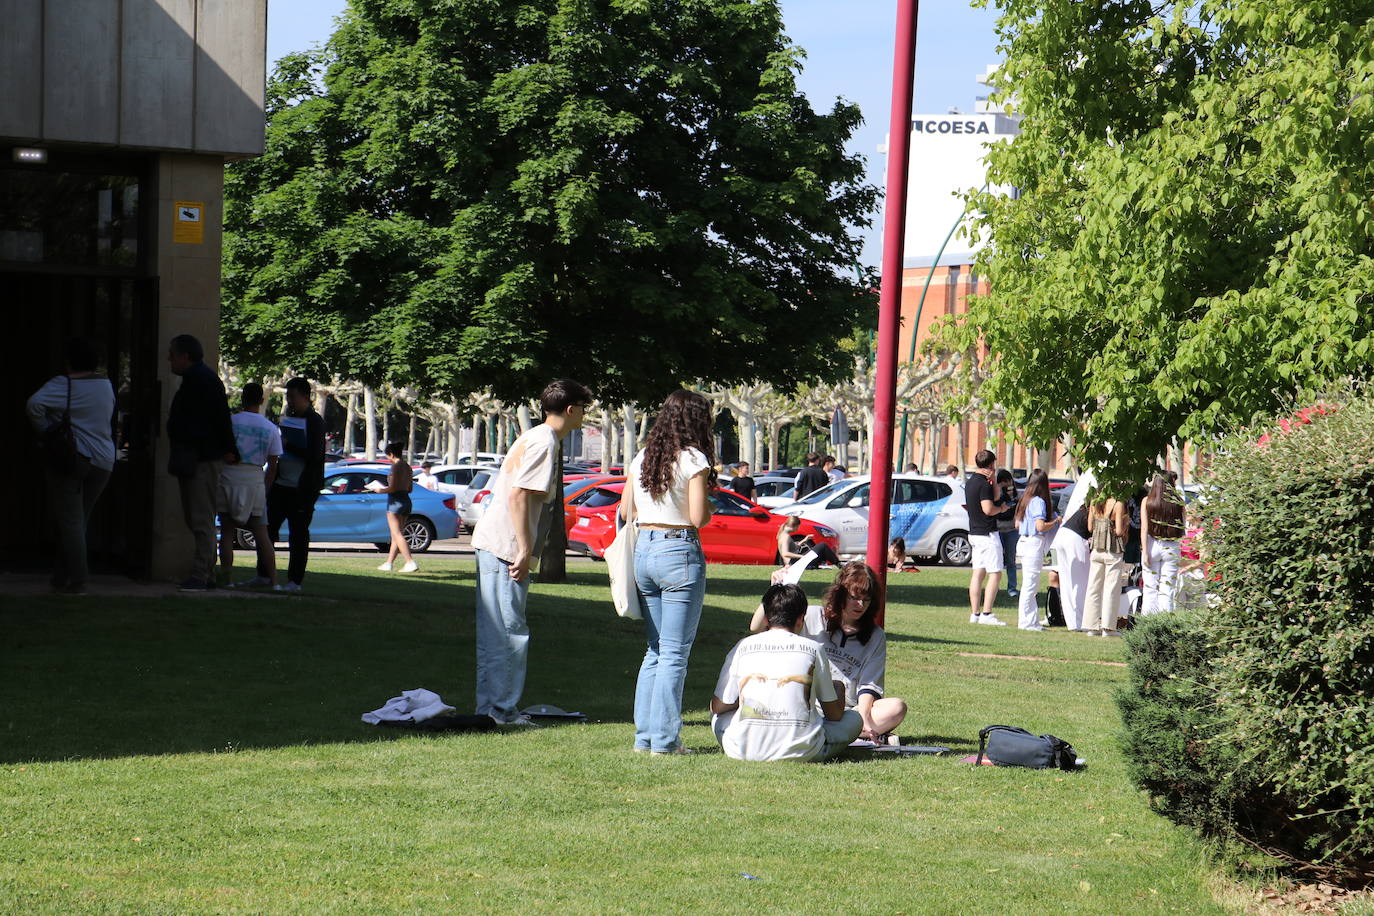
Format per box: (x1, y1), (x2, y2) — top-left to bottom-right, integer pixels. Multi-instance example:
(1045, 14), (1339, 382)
(0, 558), (1230, 914)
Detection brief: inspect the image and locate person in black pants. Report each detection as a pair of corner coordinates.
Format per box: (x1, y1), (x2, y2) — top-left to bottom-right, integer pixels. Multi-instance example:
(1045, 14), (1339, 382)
(267, 377), (325, 593)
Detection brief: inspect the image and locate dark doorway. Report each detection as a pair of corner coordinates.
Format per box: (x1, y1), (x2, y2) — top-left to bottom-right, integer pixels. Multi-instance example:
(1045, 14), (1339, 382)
(3, 151), (159, 578)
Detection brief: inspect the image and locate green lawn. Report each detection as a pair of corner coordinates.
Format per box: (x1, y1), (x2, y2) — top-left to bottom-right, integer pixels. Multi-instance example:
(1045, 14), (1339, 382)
(0, 559), (1227, 914)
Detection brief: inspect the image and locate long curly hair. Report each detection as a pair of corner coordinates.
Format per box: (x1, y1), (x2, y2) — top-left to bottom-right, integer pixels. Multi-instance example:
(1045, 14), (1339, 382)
(820, 562), (883, 645)
(640, 389), (717, 500)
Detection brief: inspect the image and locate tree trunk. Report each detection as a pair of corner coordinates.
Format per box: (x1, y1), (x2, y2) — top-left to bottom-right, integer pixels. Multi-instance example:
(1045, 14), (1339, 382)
(407, 413), (417, 462)
(768, 424), (780, 472)
(343, 392), (357, 455)
(382, 401), (392, 449)
(362, 388), (378, 460)
(623, 404), (637, 462)
(517, 404), (533, 433)
(956, 421), (967, 474)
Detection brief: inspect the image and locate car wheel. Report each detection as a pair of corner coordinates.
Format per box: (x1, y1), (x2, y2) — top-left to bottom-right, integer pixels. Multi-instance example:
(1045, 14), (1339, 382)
(404, 517), (436, 553)
(938, 531), (972, 566)
(235, 528), (256, 550)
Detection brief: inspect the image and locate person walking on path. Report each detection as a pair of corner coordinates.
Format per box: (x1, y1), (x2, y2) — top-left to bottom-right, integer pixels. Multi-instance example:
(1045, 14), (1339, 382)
(1140, 474), (1187, 615)
(470, 379), (593, 726)
(620, 389), (716, 755)
(166, 334), (237, 591)
(965, 449), (1009, 626)
(26, 337), (116, 594)
(376, 441), (419, 573)
(1084, 490), (1130, 636)
(217, 383), (281, 589)
(794, 452), (828, 499)
(1013, 470), (1061, 630)
(266, 378), (326, 594)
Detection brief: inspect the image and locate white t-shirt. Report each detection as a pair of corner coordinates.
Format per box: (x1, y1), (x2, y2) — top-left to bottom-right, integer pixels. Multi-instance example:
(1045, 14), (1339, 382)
(801, 606), (886, 707)
(416, 471), (438, 491)
(714, 629), (838, 762)
(471, 424), (559, 564)
(230, 410), (283, 469)
(628, 447), (710, 526)
(26, 375), (117, 471)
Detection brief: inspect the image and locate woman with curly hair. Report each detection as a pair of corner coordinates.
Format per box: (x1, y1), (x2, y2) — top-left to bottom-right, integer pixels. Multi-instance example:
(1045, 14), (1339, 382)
(750, 561), (908, 742)
(619, 389), (716, 755)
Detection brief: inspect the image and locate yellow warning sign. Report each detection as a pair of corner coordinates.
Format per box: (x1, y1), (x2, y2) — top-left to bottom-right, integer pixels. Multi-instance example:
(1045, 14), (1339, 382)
(173, 201), (205, 244)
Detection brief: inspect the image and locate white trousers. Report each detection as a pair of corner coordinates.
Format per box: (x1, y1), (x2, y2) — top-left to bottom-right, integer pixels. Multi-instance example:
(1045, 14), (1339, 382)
(1052, 529), (1090, 630)
(1015, 535), (1046, 629)
(1142, 539), (1182, 615)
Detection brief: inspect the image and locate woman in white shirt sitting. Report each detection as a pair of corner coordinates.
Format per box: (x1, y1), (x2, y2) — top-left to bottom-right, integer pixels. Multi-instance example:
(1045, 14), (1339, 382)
(620, 389), (715, 755)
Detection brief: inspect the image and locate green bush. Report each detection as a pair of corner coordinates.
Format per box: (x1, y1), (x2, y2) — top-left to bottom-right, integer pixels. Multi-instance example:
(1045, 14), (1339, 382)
(1119, 392), (1374, 880)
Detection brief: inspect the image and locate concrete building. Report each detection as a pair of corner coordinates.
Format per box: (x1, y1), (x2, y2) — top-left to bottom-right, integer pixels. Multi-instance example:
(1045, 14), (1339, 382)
(2, 0), (267, 580)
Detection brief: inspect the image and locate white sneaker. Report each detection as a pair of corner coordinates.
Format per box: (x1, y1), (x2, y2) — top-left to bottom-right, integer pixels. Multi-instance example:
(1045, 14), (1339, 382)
(969, 613), (979, 624)
(977, 614), (1008, 626)
(273, 581), (302, 594)
(1021, 624), (1045, 632)
(377, 562), (393, 571)
(234, 576), (272, 589)
(401, 561), (419, 573)
(1101, 630), (1122, 638)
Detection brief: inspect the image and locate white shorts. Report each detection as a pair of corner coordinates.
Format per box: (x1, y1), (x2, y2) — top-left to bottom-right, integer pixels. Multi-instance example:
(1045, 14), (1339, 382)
(217, 462), (267, 526)
(969, 533), (1004, 573)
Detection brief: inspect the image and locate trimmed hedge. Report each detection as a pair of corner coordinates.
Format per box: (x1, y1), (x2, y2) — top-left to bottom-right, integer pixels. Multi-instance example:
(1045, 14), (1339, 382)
(1118, 393), (1374, 880)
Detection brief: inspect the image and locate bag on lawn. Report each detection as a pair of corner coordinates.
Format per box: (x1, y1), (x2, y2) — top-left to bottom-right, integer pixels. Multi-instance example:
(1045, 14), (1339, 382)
(1044, 585), (1066, 628)
(975, 724), (1078, 770)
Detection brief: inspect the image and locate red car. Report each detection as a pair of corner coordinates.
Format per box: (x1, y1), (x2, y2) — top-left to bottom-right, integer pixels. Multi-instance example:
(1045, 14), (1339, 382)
(567, 483), (839, 565)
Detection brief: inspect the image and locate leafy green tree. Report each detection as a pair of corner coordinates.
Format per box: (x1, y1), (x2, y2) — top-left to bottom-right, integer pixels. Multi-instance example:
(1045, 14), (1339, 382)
(223, 0), (877, 404)
(942, 0), (1374, 484)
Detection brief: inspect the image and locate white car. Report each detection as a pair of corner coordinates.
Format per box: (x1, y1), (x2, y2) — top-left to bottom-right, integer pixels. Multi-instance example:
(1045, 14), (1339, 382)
(772, 473), (971, 565)
(425, 463), (499, 496)
(752, 476), (798, 508)
(457, 470), (498, 529)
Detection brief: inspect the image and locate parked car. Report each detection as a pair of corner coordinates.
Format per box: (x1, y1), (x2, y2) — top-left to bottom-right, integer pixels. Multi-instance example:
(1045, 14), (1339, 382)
(566, 483), (838, 565)
(456, 469), (497, 530)
(752, 476), (798, 508)
(235, 466), (459, 553)
(426, 463), (498, 495)
(772, 473), (971, 565)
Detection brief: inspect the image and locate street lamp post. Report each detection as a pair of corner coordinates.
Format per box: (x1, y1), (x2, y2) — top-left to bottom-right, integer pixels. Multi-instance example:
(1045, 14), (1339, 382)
(867, 0), (920, 619)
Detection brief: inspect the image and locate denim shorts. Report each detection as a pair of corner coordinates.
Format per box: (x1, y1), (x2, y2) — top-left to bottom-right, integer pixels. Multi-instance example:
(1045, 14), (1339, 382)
(387, 493), (412, 516)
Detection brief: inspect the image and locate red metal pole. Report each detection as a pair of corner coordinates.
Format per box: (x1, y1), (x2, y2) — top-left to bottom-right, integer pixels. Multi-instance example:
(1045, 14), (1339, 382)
(867, 0), (919, 624)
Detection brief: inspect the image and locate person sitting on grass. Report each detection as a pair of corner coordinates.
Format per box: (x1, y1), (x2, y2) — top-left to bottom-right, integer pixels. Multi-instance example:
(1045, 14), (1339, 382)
(887, 537), (918, 572)
(712, 584), (862, 762)
(750, 562), (908, 743)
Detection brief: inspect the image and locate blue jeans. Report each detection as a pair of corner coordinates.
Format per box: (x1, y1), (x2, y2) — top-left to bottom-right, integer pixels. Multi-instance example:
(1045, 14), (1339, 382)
(475, 548), (531, 722)
(999, 529), (1019, 593)
(633, 530), (707, 752)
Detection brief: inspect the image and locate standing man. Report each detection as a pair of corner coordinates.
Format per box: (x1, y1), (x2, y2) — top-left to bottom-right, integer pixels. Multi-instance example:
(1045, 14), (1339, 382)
(416, 461), (439, 491)
(944, 464), (960, 480)
(217, 383), (282, 589)
(965, 449), (1008, 625)
(166, 334), (237, 591)
(823, 455), (844, 484)
(267, 378), (326, 594)
(470, 379), (593, 725)
(794, 452), (828, 499)
(729, 462), (755, 501)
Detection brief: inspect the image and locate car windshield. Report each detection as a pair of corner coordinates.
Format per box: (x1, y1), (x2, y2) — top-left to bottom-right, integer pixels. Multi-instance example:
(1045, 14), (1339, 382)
(469, 471), (491, 489)
(789, 479), (852, 506)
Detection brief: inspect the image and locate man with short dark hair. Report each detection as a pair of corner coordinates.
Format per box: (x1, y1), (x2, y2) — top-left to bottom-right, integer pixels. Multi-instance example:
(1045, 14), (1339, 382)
(166, 334), (238, 591)
(944, 464), (960, 479)
(965, 449), (1008, 625)
(794, 452), (828, 499)
(729, 462), (755, 500)
(711, 583), (863, 761)
(267, 378), (326, 593)
(471, 378), (593, 725)
(416, 461), (438, 491)
(823, 454), (844, 483)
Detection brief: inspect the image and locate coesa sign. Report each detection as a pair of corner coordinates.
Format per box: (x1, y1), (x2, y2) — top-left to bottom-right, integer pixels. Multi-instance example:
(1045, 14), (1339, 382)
(913, 119), (991, 135)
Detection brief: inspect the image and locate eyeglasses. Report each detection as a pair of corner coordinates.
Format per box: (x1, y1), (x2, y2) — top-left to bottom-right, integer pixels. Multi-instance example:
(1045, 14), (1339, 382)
(846, 591), (870, 605)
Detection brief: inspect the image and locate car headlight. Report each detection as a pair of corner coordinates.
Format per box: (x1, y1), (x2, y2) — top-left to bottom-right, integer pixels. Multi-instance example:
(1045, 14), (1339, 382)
(813, 525), (837, 538)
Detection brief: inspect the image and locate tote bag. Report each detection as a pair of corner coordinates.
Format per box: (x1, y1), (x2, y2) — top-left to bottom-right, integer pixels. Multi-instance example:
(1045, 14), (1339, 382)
(605, 471), (641, 619)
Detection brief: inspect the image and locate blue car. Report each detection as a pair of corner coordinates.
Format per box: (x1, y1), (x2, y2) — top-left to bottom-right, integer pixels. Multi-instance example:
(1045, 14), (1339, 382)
(234, 465), (460, 552)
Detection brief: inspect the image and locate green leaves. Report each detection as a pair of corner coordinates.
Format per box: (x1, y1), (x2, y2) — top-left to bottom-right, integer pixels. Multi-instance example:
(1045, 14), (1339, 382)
(223, 0), (877, 401)
(940, 1), (1374, 483)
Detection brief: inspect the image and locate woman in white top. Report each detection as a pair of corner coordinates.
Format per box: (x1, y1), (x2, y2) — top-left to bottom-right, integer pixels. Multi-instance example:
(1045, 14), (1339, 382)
(25, 337), (117, 594)
(619, 389), (715, 755)
(1140, 474), (1186, 614)
(1012, 470), (1061, 630)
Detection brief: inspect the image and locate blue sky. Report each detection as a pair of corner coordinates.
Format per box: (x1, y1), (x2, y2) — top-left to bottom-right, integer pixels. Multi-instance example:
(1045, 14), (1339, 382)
(266, 1), (1003, 267)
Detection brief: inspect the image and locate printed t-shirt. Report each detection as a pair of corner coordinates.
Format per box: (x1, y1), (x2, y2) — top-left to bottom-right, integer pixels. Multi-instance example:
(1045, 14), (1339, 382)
(801, 606), (885, 707)
(628, 447), (710, 526)
(231, 411), (283, 468)
(471, 424), (560, 565)
(714, 629), (838, 762)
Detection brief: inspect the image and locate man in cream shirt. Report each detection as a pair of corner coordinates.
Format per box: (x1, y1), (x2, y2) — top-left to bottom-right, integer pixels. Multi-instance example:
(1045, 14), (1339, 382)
(469, 379), (592, 725)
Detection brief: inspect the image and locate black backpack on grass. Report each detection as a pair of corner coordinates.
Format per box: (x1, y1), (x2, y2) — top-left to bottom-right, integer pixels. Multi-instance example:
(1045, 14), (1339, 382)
(976, 725), (1078, 770)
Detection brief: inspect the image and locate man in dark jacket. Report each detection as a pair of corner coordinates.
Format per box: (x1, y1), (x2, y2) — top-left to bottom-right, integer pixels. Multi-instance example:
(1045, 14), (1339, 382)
(794, 452), (829, 499)
(166, 334), (238, 591)
(267, 377), (326, 593)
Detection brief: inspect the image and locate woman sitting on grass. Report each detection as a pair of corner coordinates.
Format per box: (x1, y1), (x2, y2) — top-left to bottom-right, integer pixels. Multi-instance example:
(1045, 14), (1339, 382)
(887, 537), (918, 572)
(751, 561), (907, 743)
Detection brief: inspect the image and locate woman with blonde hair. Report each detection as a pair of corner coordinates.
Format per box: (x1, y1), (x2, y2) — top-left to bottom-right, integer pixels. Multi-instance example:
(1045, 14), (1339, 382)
(621, 389), (716, 755)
